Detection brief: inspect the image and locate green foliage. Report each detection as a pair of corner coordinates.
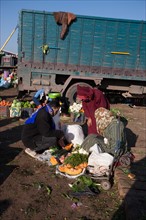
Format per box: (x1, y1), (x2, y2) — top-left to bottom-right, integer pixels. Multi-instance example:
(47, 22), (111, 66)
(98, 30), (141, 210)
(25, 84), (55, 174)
(64, 153), (88, 167)
(70, 175), (97, 192)
(49, 146), (68, 158)
(110, 108), (121, 117)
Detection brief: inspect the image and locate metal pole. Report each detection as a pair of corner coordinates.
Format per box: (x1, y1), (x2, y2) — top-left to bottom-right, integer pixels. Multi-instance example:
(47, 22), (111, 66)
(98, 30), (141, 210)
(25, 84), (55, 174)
(0, 25), (18, 52)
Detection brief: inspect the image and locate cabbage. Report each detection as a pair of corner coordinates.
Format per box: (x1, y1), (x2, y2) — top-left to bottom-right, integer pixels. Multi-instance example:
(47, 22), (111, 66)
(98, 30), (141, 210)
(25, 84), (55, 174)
(11, 103), (16, 107)
(13, 99), (18, 104)
(16, 102), (21, 108)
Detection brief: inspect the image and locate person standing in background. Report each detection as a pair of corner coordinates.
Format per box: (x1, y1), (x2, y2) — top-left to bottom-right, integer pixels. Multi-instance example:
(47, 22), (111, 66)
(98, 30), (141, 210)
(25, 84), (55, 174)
(77, 85), (110, 135)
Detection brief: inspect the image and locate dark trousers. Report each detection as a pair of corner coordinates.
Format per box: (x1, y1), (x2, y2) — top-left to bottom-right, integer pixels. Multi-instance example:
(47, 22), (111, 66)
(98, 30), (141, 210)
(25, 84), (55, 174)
(23, 135), (57, 152)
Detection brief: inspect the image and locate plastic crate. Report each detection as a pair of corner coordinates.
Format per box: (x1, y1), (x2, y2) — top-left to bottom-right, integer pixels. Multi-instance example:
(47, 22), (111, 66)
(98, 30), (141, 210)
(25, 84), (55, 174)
(0, 106), (10, 118)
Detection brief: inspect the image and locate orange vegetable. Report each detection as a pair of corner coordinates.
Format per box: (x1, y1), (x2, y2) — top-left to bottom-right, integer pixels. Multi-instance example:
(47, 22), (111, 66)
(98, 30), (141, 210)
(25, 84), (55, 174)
(66, 164), (72, 168)
(50, 156), (58, 165)
(0, 100), (12, 106)
(58, 164), (83, 175)
(58, 165), (67, 172)
(128, 173), (135, 180)
(75, 162), (88, 169)
(64, 143), (73, 151)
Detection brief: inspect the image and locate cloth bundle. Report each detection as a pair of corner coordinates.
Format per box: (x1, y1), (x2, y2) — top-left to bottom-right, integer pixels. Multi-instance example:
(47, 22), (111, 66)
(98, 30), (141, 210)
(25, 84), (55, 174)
(53, 11), (76, 39)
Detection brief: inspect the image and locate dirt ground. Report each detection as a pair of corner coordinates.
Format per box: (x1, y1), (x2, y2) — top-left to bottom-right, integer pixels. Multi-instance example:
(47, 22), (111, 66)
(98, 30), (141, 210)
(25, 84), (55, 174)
(0, 87), (146, 220)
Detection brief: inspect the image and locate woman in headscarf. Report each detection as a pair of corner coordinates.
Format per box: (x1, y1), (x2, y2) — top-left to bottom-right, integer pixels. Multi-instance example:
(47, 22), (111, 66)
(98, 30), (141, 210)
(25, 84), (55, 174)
(77, 85), (110, 135)
(81, 107), (127, 155)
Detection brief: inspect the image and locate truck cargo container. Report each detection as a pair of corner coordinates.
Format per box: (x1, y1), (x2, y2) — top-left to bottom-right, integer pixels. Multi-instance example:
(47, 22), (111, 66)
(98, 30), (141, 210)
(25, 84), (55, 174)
(17, 9), (146, 103)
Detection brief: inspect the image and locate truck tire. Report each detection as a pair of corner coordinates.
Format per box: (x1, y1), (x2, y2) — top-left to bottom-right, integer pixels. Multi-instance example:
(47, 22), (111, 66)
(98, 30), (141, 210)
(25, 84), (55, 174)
(66, 82), (92, 104)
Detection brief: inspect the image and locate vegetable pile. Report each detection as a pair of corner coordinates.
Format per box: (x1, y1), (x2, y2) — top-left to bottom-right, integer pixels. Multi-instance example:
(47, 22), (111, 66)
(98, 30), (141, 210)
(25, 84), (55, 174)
(0, 99), (12, 106)
(64, 153), (88, 168)
(49, 144), (89, 176)
(10, 99), (36, 108)
(58, 152), (88, 176)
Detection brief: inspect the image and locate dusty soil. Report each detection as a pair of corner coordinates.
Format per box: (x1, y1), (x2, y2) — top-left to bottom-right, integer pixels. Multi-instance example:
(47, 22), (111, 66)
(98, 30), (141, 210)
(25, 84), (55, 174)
(0, 87), (146, 220)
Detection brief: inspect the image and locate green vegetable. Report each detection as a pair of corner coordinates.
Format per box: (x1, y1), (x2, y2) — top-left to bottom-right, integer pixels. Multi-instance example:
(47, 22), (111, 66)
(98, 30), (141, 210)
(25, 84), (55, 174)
(16, 102), (21, 107)
(11, 103), (16, 107)
(31, 104), (36, 108)
(13, 99), (18, 104)
(49, 146), (68, 157)
(70, 176), (98, 192)
(110, 108), (121, 116)
(64, 153), (88, 167)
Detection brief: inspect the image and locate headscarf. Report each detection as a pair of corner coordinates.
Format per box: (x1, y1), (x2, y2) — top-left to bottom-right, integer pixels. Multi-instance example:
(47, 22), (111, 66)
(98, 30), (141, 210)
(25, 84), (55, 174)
(95, 107), (114, 135)
(77, 85), (94, 101)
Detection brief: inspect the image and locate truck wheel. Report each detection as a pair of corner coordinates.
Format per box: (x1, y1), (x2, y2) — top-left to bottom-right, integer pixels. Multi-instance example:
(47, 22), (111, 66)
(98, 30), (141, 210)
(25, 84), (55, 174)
(66, 82), (92, 104)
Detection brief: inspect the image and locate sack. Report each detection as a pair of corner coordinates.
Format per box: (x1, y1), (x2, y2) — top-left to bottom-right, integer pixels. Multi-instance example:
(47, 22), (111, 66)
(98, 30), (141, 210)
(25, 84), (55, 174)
(88, 152), (114, 176)
(103, 118), (127, 154)
(62, 124), (84, 147)
(88, 152), (114, 167)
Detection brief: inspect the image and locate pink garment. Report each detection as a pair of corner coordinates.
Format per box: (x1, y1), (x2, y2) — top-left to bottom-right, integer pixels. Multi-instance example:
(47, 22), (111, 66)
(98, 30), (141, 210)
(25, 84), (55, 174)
(77, 85), (110, 135)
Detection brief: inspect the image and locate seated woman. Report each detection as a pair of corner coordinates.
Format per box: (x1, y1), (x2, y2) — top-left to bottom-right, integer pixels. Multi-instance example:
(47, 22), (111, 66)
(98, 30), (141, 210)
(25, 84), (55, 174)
(81, 107), (127, 156)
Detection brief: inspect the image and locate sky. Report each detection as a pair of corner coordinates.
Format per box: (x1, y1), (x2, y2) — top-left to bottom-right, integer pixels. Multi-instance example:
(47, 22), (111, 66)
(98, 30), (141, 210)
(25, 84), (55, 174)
(0, 0), (146, 54)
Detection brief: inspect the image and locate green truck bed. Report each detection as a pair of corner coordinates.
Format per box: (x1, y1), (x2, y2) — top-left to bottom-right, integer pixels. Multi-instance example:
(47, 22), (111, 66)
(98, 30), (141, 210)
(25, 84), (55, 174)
(17, 9), (146, 99)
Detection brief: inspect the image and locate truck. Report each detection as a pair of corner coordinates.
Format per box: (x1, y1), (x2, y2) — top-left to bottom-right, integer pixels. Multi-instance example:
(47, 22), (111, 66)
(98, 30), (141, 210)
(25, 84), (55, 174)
(17, 9), (146, 104)
(0, 26), (18, 73)
(0, 52), (17, 71)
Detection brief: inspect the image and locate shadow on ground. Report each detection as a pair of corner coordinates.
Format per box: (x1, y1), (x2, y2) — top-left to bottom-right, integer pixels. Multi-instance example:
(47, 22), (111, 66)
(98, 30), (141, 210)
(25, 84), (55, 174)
(0, 117), (24, 186)
(0, 199), (12, 217)
(111, 123), (146, 220)
(112, 156), (146, 220)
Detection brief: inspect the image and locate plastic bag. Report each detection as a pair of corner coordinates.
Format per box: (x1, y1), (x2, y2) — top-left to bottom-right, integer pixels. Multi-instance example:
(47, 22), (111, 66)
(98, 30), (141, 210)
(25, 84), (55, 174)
(88, 151), (114, 176)
(62, 124), (84, 147)
(88, 152), (113, 167)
